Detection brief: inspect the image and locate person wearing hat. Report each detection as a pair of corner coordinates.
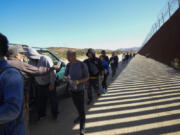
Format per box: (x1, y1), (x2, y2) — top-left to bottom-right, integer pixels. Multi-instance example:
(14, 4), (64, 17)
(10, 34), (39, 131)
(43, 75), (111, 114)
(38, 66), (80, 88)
(6, 45), (61, 135)
(7, 45), (26, 61)
(0, 33), (25, 135)
(84, 48), (104, 105)
(26, 47), (59, 120)
(7, 45), (60, 78)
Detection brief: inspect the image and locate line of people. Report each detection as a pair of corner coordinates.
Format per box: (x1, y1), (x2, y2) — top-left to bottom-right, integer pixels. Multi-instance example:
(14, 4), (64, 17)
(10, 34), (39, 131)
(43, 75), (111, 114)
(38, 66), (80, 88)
(0, 33), (119, 135)
(122, 53), (136, 63)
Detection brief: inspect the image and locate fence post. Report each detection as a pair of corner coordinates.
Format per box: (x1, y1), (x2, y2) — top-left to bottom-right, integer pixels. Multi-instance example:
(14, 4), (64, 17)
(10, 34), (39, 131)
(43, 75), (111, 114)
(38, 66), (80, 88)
(154, 23), (157, 32)
(168, 2), (171, 17)
(162, 13), (164, 23)
(178, 0), (180, 8)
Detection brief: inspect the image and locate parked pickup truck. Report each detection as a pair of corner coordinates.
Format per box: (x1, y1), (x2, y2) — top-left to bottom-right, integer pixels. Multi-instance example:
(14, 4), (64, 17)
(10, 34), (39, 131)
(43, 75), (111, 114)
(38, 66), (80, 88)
(20, 45), (68, 96)
(32, 47), (68, 95)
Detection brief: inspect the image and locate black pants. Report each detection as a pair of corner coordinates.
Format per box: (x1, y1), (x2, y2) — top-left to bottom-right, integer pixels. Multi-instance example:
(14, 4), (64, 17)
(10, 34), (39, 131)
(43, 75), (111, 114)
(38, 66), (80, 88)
(102, 72), (109, 89)
(72, 91), (85, 130)
(111, 65), (118, 77)
(36, 84), (58, 118)
(88, 79), (99, 101)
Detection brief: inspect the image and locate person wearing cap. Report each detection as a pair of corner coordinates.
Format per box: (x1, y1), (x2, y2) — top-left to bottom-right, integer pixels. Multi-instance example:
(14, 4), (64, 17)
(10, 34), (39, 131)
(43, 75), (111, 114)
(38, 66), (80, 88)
(0, 33), (25, 135)
(6, 45), (61, 135)
(26, 47), (59, 120)
(84, 48), (104, 105)
(7, 45), (61, 78)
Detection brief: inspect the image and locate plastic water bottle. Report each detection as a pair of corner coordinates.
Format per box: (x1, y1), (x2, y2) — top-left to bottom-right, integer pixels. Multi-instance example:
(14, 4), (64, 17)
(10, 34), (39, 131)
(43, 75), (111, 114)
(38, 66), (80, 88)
(57, 61), (62, 66)
(73, 82), (77, 90)
(69, 78), (77, 90)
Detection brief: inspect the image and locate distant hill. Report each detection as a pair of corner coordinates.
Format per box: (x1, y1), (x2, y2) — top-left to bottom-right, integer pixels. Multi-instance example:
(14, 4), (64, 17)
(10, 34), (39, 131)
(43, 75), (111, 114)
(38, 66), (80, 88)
(48, 47), (123, 59)
(118, 47), (140, 52)
(9, 43), (123, 59)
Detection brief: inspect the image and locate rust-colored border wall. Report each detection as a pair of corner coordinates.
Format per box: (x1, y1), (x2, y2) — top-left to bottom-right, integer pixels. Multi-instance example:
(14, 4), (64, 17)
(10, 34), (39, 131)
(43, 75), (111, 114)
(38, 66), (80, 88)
(139, 9), (180, 65)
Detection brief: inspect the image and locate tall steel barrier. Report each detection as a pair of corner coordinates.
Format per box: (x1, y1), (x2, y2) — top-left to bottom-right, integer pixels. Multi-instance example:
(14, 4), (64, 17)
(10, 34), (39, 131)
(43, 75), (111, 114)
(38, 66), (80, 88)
(141, 0), (180, 47)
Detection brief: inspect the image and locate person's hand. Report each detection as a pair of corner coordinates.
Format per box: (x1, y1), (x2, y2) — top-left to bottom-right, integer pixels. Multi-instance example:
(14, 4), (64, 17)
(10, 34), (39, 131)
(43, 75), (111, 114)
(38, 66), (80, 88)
(64, 76), (70, 82)
(101, 76), (104, 83)
(49, 84), (55, 91)
(70, 81), (77, 87)
(53, 65), (61, 70)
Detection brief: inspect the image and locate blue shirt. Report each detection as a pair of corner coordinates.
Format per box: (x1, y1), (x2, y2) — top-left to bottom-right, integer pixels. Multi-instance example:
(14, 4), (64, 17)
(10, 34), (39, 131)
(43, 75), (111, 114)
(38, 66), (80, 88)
(0, 58), (25, 135)
(102, 61), (110, 72)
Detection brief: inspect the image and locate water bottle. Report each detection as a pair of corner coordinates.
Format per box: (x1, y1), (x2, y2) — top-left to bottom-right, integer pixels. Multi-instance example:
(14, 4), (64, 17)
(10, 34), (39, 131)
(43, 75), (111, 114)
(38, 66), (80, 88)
(73, 82), (77, 90)
(57, 61), (62, 66)
(69, 76), (77, 90)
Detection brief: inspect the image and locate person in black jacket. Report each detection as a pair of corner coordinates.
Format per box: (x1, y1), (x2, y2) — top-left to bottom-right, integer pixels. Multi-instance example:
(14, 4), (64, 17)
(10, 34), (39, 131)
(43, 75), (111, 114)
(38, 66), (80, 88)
(84, 48), (104, 105)
(110, 51), (119, 77)
(100, 50), (109, 64)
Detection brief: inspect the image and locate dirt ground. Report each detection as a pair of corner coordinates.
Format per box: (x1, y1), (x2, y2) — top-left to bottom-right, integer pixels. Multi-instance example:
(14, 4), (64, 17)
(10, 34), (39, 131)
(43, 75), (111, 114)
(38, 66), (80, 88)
(30, 55), (180, 135)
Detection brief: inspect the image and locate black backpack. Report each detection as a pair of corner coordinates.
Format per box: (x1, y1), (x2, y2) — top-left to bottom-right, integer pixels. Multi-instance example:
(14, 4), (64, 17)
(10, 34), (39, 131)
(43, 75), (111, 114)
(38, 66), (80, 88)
(66, 61), (86, 78)
(86, 58), (100, 76)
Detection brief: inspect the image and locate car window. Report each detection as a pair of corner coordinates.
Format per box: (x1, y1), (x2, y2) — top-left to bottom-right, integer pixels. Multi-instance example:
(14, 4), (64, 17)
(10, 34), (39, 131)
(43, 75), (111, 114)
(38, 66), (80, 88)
(37, 50), (59, 64)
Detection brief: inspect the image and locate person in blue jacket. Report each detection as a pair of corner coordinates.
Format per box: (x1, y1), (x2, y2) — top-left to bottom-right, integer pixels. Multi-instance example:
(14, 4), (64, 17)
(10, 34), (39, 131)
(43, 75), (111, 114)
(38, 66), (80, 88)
(100, 55), (109, 94)
(0, 33), (25, 135)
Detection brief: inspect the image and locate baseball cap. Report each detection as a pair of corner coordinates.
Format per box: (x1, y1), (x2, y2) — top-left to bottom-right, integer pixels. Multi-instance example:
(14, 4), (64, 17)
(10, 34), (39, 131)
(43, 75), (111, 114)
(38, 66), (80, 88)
(8, 45), (26, 56)
(25, 47), (41, 60)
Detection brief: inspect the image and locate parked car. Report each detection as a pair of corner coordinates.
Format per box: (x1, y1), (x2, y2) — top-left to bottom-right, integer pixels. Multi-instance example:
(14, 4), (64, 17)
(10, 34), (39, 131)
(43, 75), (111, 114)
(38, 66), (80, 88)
(31, 47), (68, 96)
(15, 45), (68, 96)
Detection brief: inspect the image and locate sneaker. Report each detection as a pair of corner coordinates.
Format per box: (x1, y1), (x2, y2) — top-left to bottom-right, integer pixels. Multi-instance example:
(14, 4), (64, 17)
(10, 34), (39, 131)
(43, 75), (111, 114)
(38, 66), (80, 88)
(102, 88), (105, 94)
(80, 128), (85, 135)
(74, 116), (80, 124)
(105, 89), (108, 94)
(39, 115), (47, 120)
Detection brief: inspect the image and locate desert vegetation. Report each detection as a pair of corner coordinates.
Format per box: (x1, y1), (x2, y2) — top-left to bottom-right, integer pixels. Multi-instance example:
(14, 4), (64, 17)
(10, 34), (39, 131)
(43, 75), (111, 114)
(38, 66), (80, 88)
(48, 47), (123, 60)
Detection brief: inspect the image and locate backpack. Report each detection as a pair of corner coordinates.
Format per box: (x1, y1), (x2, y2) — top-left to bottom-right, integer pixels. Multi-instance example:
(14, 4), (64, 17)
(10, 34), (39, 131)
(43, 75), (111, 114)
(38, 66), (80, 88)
(66, 61), (86, 78)
(66, 61), (88, 92)
(57, 67), (66, 81)
(88, 60), (99, 76)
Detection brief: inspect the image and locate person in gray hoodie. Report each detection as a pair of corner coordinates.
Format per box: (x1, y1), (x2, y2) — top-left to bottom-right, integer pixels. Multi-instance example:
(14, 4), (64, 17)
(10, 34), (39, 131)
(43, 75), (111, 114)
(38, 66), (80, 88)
(26, 47), (59, 120)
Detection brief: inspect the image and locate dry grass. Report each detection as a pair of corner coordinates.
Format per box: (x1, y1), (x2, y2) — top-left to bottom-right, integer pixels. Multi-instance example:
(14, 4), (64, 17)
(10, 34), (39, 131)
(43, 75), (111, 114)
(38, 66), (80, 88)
(48, 47), (123, 61)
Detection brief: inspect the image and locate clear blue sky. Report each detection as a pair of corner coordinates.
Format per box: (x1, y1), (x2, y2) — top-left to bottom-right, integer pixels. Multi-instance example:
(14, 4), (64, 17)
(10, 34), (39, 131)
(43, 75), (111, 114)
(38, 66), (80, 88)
(0, 0), (168, 50)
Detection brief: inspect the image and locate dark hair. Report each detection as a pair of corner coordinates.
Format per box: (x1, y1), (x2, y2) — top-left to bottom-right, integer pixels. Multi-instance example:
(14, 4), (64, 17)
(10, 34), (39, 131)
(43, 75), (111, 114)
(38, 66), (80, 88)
(86, 48), (95, 57)
(101, 50), (106, 55)
(100, 55), (105, 61)
(0, 33), (9, 56)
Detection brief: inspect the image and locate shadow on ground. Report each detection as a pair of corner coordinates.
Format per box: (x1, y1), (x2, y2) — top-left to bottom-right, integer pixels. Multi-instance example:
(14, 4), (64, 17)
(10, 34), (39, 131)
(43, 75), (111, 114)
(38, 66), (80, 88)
(31, 55), (180, 135)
